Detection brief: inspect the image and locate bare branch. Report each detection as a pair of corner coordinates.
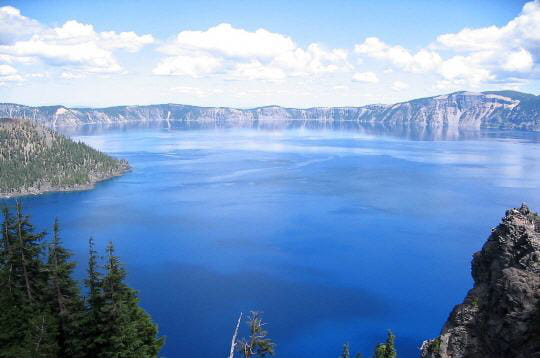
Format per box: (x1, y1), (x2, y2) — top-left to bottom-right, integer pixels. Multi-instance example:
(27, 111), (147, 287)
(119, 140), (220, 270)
(229, 312), (243, 358)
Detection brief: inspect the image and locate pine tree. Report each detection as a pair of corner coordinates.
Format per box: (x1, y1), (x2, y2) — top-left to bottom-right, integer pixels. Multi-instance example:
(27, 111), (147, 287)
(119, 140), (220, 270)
(0, 205), (164, 357)
(237, 311), (275, 358)
(46, 218), (86, 357)
(339, 342), (363, 358)
(373, 330), (397, 358)
(0, 205), (27, 357)
(385, 330), (396, 358)
(0, 203), (58, 357)
(96, 241), (163, 357)
(82, 237), (105, 356)
(12, 201), (47, 304)
(339, 343), (350, 358)
(0, 207), (15, 296)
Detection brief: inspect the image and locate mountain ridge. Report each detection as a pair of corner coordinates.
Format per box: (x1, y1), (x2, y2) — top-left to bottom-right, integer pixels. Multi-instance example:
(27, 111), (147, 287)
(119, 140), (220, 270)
(1, 90), (539, 130)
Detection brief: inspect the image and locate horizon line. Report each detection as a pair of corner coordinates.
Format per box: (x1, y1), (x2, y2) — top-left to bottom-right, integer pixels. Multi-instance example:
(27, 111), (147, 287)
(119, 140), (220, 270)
(1, 89), (537, 110)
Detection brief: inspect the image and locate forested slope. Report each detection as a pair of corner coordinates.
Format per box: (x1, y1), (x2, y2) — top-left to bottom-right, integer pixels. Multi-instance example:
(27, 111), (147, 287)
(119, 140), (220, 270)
(0, 118), (129, 198)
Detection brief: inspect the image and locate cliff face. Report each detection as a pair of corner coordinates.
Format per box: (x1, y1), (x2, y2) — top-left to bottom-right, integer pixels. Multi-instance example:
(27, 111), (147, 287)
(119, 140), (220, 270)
(1, 91), (539, 130)
(421, 204), (540, 358)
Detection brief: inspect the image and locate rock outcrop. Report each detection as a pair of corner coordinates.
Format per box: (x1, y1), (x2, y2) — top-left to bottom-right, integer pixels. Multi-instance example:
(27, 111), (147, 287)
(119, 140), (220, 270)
(1, 90), (539, 130)
(421, 204), (540, 358)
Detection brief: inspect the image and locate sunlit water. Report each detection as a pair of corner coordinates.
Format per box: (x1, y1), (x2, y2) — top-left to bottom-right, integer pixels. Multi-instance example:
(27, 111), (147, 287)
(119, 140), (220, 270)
(4, 122), (540, 357)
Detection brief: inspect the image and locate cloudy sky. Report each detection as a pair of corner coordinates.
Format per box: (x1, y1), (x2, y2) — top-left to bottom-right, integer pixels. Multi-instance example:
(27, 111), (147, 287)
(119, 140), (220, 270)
(0, 0), (538, 107)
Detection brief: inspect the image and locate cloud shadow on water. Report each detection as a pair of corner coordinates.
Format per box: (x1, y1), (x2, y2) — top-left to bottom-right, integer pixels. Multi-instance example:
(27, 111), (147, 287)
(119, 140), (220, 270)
(130, 263), (389, 357)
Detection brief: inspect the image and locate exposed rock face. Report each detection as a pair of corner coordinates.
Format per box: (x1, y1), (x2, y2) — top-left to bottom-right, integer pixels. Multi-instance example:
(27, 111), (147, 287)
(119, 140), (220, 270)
(1, 90), (539, 130)
(421, 204), (540, 358)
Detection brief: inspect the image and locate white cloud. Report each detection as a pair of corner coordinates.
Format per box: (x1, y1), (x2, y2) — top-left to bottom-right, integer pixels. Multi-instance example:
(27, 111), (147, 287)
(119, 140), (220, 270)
(3, 1), (540, 103)
(100, 31), (155, 52)
(355, 37), (442, 73)
(0, 63), (23, 85)
(352, 71), (379, 83)
(352, 1), (540, 89)
(153, 54), (222, 77)
(28, 72), (49, 78)
(272, 44), (349, 76)
(435, 1), (540, 52)
(432, 0), (540, 85)
(1, 38), (123, 73)
(391, 81), (409, 91)
(0, 64), (17, 76)
(438, 54), (494, 87)
(171, 85), (224, 98)
(435, 26), (503, 52)
(61, 71), (86, 80)
(229, 61), (287, 81)
(502, 48), (533, 72)
(165, 23), (295, 59)
(0, 6), (42, 45)
(0, 53), (35, 64)
(154, 23), (350, 80)
(0, 8), (154, 76)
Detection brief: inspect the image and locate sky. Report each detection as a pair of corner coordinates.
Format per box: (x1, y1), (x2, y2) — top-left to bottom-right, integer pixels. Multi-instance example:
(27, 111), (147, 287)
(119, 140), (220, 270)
(0, 0), (538, 108)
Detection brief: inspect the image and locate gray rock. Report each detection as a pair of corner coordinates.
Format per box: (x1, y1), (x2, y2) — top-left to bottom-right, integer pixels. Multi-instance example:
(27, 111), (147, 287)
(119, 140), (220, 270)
(1, 90), (539, 130)
(421, 204), (540, 358)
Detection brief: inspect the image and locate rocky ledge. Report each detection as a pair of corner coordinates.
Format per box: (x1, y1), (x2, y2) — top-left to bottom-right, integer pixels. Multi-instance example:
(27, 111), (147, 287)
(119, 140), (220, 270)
(421, 204), (540, 358)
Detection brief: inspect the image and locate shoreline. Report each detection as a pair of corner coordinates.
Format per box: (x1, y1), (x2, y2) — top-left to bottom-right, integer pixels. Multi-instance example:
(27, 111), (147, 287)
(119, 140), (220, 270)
(0, 165), (131, 200)
(30, 118), (540, 132)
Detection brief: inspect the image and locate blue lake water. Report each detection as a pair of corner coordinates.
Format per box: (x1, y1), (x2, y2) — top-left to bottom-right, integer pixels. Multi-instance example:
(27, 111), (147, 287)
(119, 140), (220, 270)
(3, 122), (540, 357)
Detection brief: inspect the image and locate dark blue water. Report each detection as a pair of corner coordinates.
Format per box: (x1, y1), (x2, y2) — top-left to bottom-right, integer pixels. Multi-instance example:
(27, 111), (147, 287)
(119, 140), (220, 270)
(4, 123), (540, 357)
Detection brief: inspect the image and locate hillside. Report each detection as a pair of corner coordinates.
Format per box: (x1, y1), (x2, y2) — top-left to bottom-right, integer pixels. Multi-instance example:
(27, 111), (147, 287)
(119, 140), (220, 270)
(0, 119), (129, 198)
(0, 91), (539, 130)
(421, 204), (540, 358)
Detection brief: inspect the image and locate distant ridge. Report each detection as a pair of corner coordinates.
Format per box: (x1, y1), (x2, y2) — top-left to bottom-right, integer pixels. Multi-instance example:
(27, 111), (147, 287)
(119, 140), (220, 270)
(1, 90), (539, 130)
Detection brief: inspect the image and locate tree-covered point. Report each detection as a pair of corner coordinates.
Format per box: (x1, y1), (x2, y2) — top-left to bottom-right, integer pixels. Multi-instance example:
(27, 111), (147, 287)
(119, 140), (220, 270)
(0, 118), (129, 197)
(0, 203), (163, 357)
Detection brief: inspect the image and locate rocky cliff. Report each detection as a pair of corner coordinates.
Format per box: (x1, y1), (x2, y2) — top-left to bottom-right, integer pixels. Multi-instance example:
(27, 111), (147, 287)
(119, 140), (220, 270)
(421, 204), (540, 358)
(1, 90), (539, 130)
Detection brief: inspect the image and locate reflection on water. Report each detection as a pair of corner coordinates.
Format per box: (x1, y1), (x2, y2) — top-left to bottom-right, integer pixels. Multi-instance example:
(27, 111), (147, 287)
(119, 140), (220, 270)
(59, 119), (540, 142)
(6, 123), (540, 357)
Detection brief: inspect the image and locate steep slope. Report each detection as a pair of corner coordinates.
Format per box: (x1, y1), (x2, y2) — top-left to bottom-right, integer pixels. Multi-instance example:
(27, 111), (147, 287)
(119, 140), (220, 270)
(421, 204), (540, 358)
(0, 91), (538, 130)
(0, 118), (129, 198)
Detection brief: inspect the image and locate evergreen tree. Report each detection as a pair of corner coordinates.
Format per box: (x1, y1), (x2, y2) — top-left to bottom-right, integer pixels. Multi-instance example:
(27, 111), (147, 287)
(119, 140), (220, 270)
(0, 205), (27, 357)
(0, 119), (129, 197)
(46, 218), (86, 357)
(338, 342), (363, 358)
(96, 241), (163, 357)
(237, 311), (275, 358)
(0, 205), (163, 357)
(12, 201), (47, 304)
(0, 202), (58, 357)
(0, 207), (15, 296)
(82, 237), (105, 356)
(373, 330), (396, 358)
(339, 343), (350, 358)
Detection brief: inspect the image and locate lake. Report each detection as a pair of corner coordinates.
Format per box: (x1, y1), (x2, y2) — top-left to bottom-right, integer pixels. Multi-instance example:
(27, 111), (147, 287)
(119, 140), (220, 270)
(3, 122), (540, 357)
